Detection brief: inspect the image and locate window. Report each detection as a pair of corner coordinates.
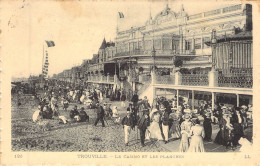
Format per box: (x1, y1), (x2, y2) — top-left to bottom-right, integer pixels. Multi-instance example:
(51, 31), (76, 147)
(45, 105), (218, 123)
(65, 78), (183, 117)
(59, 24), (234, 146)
(162, 38), (171, 50)
(203, 37), (210, 48)
(185, 40), (191, 50)
(144, 40), (152, 50)
(129, 42), (134, 51)
(172, 39), (179, 52)
(138, 41), (143, 50)
(154, 39), (161, 50)
(133, 42), (138, 50)
(195, 38), (201, 49)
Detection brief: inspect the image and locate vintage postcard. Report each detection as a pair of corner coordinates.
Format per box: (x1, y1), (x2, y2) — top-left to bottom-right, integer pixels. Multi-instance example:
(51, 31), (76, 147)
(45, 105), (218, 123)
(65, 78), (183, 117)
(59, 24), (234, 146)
(1, 0), (260, 165)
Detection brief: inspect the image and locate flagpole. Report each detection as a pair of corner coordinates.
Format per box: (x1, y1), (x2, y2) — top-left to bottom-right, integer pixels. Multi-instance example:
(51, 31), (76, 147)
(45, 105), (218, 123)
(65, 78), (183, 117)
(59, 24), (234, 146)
(117, 12), (118, 33)
(41, 43), (45, 85)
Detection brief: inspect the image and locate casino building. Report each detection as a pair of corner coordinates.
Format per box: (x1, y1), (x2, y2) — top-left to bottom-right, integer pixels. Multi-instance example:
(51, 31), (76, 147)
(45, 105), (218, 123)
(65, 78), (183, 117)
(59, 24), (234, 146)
(57, 3), (253, 109)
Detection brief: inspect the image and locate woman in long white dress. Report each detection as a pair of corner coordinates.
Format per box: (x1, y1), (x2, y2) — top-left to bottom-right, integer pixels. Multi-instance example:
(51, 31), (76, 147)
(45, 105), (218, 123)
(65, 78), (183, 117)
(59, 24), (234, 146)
(147, 109), (163, 140)
(188, 119), (205, 152)
(179, 114), (192, 152)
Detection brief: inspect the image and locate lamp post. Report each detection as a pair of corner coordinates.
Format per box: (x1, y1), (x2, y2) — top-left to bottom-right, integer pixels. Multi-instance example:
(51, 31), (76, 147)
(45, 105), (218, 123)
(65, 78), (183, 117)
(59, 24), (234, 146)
(152, 45), (156, 71)
(211, 29), (217, 70)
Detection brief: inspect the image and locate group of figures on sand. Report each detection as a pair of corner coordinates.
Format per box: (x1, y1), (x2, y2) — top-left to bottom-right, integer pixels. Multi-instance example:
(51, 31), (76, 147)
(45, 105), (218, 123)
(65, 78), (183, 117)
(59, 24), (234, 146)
(147, 105), (206, 152)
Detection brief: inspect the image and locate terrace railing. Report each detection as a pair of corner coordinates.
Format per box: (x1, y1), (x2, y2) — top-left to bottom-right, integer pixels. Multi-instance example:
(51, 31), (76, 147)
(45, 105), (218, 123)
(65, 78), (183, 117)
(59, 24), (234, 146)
(109, 76), (114, 82)
(155, 75), (175, 85)
(115, 49), (144, 57)
(87, 75), (115, 83)
(218, 68), (253, 88)
(181, 73), (209, 86)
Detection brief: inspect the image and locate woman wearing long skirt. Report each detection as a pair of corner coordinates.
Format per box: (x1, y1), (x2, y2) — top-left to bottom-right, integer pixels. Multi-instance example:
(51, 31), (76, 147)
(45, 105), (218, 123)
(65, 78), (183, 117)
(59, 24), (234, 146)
(146, 109), (164, 141)
(188, 119), (205, 152)
(214, 112), (233, 147)
(203, 112), (212, 141)
(169, 112), (181, 139)
(179, 114), (192, 152)
(232, 107), (244, 146)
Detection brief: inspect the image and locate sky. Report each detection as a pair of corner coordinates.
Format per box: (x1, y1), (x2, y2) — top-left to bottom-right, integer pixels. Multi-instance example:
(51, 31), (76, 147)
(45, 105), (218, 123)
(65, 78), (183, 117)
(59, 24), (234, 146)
(3, 0), (235, 78)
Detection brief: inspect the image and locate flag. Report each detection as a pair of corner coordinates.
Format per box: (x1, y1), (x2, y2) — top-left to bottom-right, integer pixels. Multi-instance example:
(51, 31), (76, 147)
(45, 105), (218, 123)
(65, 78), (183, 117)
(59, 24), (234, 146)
(45, 40), (55, 47)
(118, 12), (124, 18)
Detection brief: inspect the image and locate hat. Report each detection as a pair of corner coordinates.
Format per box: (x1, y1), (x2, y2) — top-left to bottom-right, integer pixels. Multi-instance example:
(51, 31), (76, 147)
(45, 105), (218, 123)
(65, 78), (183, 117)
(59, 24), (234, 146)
(184, 114), (191, 119)
(205, 112), (211, 117)
(221, 106), (227, 109)
(184, 109), (191, 113)
(159, 104), (166, 110)
(241, 105), (247, 109)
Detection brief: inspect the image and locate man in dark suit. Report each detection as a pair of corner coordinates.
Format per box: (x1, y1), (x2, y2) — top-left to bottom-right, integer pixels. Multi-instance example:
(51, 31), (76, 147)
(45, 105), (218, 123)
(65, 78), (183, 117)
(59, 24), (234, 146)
(137, 112), (150, 147)
(94, 103), (105, 127)
(79, 107), (89, 122)
(160, 104), (170, 144)
(131, 91), (139, 109)
(70, 105), (79, 119)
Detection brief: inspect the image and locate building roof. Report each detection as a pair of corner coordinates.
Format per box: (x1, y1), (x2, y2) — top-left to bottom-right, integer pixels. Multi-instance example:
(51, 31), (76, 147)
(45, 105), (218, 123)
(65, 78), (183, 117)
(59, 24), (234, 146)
(106, 42), (115, 47)
(205, 31), (252, 45)
(99, 38), (107, 49)
(217, 31), (252, 42)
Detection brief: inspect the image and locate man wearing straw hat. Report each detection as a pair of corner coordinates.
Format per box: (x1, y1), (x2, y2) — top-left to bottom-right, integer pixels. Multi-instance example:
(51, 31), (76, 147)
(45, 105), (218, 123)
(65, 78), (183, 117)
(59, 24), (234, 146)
(122, 110), (135, 146)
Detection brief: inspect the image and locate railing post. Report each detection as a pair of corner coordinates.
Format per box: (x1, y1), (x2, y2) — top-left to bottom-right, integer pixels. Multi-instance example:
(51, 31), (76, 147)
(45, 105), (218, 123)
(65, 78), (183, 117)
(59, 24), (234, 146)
(139, 75), (143, 82)
(236, 94), (240, 107)
(192, 90), (195, 110)
(151, 71), (155, 85)
(211, 92), (215, 111)
(114, 74), (117, 83)
(175, 72), (182, 85)
(208, 70), (218, 87)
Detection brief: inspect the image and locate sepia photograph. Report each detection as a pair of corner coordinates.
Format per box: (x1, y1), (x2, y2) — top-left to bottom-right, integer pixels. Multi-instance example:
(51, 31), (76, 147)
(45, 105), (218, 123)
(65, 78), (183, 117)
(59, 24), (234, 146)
(6, 0), (254, 155)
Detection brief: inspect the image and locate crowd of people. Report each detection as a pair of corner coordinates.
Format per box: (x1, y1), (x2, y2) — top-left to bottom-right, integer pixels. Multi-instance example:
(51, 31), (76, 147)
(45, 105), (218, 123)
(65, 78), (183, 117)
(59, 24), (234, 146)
(13, 79), (253, 152)
(121, 94), (253, 152)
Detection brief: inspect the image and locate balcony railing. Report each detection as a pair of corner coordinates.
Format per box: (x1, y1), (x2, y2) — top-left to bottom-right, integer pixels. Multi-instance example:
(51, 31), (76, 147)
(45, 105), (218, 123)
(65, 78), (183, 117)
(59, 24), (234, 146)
(115, 49), (144, 57)
(218, 68), (253, 88)
(138, 74), (151, 83)
(155, 75), (175, 85)
(181, 74), (209, 86)
(187, 13), (203, 20)
(115, 49), (198, 57)
(87, 75), (115, 83)
(109, 76), (114, 82)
